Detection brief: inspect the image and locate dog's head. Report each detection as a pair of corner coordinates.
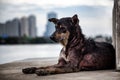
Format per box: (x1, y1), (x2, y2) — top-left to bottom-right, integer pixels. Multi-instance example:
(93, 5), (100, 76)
(49, 14), (79, 46)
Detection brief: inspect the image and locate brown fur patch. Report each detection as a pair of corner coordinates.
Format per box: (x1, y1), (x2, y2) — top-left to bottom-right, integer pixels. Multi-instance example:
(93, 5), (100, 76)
(56, 31), (70, 46)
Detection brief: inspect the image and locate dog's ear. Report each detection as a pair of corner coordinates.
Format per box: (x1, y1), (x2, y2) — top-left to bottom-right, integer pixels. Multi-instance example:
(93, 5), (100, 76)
(48, 18), (58, 24)
(72, 14), (79, 24)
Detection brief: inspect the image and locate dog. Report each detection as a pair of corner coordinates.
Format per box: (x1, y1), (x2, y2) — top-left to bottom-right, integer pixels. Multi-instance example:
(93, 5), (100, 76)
(22, 14), (115, 76)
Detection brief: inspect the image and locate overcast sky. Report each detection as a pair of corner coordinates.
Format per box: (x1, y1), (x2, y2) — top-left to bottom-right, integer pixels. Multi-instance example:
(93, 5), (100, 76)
(0, 0), (113, 37)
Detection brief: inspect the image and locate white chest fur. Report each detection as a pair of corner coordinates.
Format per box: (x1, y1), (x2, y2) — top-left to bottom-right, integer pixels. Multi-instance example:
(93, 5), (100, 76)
(60, 47), (69, 62)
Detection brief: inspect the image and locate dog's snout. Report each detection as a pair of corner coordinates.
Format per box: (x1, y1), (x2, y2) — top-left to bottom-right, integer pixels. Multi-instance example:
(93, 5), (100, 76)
(50, 35), (57, 42)
(50, 35), (54, 40)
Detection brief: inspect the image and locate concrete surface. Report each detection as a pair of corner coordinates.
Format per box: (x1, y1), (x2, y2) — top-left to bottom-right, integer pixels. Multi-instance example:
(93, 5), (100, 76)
(0, 58), (120, 80)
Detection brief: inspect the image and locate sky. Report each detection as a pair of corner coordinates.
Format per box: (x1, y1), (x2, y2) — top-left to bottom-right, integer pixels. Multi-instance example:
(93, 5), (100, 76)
(0, 0), (113, 37)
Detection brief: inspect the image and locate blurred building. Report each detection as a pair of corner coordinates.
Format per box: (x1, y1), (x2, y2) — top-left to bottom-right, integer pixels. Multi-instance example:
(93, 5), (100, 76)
(6, 21), (13, 37)
(1, 19), (20, 37)
(44, 12), (57, 37)
(28, 15), (37, 38)
(12, 18), (20, 37)
(0, 15), (37, 38)
(0, 23), (6, 37)
(20, 17), (29, 37)
(94, 36), (106, 42)
(93, 35), (112, 43)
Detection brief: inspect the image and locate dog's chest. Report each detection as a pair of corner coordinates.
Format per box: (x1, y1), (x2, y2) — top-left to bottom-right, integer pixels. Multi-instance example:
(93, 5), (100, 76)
(60, 47), (70, 62)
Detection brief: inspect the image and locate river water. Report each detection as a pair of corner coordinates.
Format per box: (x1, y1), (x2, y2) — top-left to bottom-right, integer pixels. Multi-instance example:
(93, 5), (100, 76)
(0, 44), (62, 64)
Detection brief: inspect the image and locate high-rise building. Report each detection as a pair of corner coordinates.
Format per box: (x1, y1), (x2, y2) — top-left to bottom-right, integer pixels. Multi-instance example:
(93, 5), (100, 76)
(44, 12), (57, 37)
(28, 15), (37, 38)
(0, 23), (6, 37)
(5, 19), (20, 37)
(20, 17), (29, 37)
(12, 18), (20, 37)
(0, 15), (37, 38)
(0, 19), (20, 37)
(6, 21), (13, 37)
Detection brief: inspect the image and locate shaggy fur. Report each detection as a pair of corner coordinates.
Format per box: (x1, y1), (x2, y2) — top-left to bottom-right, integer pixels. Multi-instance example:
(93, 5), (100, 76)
(22, 14), (115, 76)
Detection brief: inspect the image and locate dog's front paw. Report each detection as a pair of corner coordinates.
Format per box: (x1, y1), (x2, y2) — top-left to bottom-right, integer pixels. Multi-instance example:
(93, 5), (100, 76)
(35, 69), (49, 76)
(22, 67), (37, 74)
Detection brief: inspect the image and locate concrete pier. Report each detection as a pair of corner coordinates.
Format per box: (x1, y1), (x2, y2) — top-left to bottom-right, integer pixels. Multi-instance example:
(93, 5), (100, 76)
(0, 58), (120, 80)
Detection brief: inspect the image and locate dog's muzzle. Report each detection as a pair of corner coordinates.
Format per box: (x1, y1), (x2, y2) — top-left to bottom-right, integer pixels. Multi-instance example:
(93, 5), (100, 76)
(50, 36), (57, 42)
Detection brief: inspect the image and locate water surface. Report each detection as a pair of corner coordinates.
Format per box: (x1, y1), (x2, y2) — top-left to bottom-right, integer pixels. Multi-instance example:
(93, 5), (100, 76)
(0, 44), (62, 64)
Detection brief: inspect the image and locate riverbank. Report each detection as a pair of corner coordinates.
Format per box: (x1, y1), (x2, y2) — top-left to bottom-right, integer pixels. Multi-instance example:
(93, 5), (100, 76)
(0, 58), (120, 80)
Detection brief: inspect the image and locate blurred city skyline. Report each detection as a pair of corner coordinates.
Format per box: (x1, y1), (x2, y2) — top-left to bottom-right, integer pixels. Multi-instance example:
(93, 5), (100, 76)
(0, 0), (113, 37)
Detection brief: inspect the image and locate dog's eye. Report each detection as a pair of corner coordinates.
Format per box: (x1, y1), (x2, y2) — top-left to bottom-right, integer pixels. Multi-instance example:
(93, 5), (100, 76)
(60, 27), (66, 33)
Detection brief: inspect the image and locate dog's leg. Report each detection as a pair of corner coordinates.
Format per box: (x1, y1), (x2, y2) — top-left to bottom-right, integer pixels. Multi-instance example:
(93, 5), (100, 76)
(35, 67), (77, 76)
(79, 54), (97, 71)
(22, 66), (51, 74)
(22, 64), (59, 74)
(22, 67), (37, 74)
(34, 54), (81, 76)
(35, 64), (80, 76)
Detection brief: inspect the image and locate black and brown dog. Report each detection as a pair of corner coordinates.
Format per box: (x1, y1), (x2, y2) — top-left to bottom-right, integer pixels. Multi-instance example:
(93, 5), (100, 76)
(22, 14), (115, 76)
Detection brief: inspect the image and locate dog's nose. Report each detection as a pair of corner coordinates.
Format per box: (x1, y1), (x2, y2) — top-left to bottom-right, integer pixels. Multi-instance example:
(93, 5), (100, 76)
(50, 35), (57, 42)
(50, 35), (54, 40)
